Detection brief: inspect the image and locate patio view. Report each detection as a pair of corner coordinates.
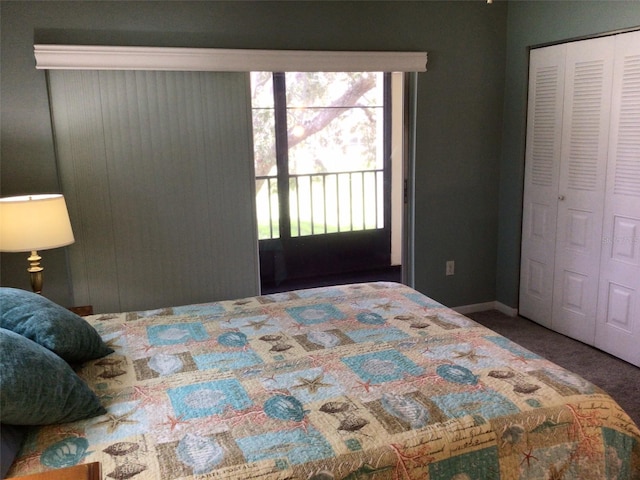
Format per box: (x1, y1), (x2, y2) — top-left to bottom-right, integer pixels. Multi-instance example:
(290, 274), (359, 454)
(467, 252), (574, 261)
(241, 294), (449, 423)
(251, 71), (387, 240)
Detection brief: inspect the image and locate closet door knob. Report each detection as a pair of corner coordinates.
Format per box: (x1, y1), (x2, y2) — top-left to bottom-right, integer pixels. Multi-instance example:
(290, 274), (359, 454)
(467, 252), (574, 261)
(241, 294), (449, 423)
(558, 195), (565, 201)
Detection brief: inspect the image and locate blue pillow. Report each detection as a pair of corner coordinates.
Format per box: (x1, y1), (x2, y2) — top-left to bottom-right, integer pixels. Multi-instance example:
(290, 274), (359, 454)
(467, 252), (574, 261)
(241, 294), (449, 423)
(0, 328), (106, 425)
(0, 288), (113, 363)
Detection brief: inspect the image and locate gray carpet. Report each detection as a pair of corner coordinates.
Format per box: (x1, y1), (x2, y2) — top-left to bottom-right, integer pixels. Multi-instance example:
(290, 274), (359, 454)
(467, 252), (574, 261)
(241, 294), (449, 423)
(467, 310), (640, 427)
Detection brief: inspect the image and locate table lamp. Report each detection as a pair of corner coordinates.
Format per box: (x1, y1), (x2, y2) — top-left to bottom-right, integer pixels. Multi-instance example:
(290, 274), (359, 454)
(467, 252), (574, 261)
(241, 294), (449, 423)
(0, 194), (75, 293)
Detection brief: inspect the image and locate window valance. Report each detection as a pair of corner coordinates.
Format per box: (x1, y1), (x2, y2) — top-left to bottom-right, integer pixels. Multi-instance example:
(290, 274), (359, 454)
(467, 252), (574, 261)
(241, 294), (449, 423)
(34, 45), (427, 72)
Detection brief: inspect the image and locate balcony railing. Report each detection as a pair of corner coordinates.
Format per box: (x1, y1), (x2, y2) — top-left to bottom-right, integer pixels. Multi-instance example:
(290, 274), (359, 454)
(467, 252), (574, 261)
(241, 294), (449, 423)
(256, 169), (384, 240)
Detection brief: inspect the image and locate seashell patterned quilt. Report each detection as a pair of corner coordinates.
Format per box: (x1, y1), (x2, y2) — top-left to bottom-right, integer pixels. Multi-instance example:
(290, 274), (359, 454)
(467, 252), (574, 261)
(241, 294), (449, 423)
(7, 282), (640, 479)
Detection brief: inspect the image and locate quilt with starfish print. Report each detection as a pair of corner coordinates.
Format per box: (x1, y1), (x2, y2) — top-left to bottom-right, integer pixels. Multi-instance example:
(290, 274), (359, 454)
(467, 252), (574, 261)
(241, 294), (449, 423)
(6, 282), (640, 479)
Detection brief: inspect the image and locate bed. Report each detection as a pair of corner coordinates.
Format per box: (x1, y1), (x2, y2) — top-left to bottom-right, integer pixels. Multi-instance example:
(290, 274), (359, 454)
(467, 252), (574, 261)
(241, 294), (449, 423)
(2, 282), (639, 479)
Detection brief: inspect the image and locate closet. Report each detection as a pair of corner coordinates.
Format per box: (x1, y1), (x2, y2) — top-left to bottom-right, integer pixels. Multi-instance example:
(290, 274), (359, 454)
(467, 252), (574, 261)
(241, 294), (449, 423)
(519, 30), (640, 367)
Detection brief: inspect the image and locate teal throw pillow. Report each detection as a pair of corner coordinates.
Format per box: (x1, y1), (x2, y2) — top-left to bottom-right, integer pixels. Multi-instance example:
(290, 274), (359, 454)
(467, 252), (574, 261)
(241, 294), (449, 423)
(0, 287), (113, 363)
(0, 328), (106, 425)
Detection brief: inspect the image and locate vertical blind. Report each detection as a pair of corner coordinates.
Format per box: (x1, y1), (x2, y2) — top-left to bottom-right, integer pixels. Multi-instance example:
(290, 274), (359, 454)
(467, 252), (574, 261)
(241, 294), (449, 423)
(48, 70), (259, 313)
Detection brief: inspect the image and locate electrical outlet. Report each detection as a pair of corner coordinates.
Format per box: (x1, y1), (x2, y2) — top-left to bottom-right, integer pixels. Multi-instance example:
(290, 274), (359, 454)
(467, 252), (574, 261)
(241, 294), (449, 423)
(446, 260), (455, 276)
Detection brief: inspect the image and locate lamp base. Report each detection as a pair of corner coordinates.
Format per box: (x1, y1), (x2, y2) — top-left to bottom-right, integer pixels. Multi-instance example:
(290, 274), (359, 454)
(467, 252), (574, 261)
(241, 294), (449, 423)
(27, 250), (44, 294)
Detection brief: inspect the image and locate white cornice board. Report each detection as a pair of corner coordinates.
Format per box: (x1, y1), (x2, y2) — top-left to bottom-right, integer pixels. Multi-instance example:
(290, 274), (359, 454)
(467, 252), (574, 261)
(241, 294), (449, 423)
(34, 45), (428, 72)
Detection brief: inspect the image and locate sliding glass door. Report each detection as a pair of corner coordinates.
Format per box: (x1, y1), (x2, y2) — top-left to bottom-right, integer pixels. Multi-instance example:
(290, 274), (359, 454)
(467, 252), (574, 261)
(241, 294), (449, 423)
(252, 72), (394, 287)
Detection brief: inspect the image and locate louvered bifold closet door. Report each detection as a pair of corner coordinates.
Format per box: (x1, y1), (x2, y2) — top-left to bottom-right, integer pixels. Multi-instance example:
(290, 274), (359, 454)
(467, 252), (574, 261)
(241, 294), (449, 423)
(551, 37), (614, 344)
(519, 45), (566, 328)
(595, 31), (640, 367)
(48, 71), (259, 313)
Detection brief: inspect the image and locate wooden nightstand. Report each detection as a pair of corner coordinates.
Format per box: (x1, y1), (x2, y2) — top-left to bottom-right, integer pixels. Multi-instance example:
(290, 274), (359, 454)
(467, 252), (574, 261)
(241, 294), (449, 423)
(68, 305), (94, 316)
(12, 462), (101, 480)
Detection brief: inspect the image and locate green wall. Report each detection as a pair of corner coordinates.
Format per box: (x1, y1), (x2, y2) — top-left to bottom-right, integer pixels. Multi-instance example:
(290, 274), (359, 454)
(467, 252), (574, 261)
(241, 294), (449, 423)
(497, 1), (640, 308)
(1, 1), (507, 307)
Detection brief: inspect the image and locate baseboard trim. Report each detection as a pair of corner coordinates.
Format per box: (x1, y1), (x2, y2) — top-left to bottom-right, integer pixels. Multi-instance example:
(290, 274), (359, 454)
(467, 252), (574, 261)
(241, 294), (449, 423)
(495, 302), (519, 317)
(453, 301), (518, 317)
(453, 302), (495, 315)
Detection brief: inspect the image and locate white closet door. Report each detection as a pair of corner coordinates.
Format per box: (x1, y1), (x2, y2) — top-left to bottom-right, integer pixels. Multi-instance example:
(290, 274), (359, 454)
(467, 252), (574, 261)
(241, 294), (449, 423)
(552, 37), (614, 344)
(519, 45), (566, 328)
(595, 31), (640, 367)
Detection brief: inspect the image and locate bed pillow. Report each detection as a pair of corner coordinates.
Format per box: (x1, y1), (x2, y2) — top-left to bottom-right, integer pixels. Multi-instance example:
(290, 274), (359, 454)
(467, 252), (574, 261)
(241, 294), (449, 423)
(0, 328), (106, 426)
(0, 287), (113, 363)
(1, 423), (28, 479)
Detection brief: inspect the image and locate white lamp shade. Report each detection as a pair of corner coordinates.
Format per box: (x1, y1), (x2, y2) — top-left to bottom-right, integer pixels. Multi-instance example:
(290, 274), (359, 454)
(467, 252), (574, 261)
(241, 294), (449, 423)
(0, 194), (75, 252)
